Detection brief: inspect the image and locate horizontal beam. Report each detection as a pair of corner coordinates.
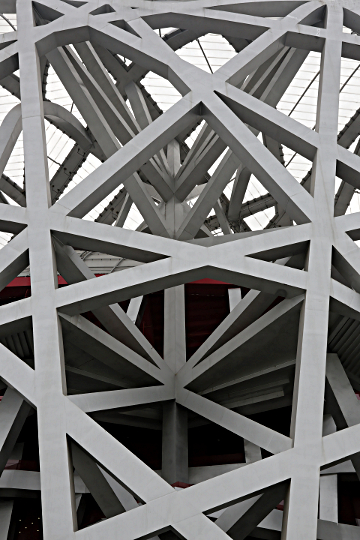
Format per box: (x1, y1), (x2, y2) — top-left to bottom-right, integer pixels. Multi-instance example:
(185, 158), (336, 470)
(69, 385), (174, 413)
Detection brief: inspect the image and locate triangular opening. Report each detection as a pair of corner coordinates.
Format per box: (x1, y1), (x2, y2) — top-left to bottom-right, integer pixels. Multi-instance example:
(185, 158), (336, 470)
(246, 236), (309, 262)
(109, 20), (141, 38)
(176, 34), (236, 75)
(298, 5), (325, 27)
(32, 1), (64, 23)
(332, 244), (359, 291)
(209, 2), (319, 19)
(51, 221), (167, 269)
(90, 4), (115, 16)
(61, 0), (86, 6)
(324, 353), (360, 445)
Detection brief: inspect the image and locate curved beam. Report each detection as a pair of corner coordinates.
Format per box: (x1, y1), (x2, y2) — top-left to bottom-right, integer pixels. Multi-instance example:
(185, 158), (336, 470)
(0, 101), (97, 190)
(43, 101), (94, 152)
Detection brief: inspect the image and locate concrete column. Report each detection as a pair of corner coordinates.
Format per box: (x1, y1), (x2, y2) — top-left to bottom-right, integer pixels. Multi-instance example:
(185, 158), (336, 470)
(164, 286), (186, 373)
(162, 283), (188, 485)
(167, 139), (181, 177)
(17, 2), (76, 538)
(320, 413), (338, 521)
(162, 400), (188, 485)
(319, 476), (338, 523)
(282, 6), (343, 540)
(164, 138), (184, 238)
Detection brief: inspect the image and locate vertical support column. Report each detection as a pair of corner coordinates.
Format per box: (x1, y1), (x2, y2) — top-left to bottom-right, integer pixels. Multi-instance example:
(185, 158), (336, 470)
(320, 402), (338, 522)
(164, 139), (184, 238)
(0, 500), (14, 540)
(282, 5), (343, 540)
(319, 476), (338, 522)
(17, 2), (76, 538)
(164, 286), (186, 373)
(162, 400), (188, 485)
(167, 140), (181, 177)
(162, 285), (188, 484)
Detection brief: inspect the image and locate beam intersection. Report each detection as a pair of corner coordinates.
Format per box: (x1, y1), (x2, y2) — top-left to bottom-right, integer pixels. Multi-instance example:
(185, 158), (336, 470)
(1, 1), (360, 539)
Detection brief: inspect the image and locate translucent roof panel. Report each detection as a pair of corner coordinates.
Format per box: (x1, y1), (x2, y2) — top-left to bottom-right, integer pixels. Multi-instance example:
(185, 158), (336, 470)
(176, 34), (236, 73)
(0, 14), (16, 32)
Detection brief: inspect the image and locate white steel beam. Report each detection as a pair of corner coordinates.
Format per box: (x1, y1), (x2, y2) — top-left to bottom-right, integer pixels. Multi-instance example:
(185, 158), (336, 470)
(2, 3), (360, 540)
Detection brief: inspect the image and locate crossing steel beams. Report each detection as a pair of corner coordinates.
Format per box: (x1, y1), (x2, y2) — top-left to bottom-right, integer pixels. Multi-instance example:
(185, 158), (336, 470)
(1, 0), (360, 539)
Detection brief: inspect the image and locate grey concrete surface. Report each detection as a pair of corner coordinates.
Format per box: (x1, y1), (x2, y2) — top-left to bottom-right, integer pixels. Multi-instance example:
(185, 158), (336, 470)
(0, 1), (360, 539)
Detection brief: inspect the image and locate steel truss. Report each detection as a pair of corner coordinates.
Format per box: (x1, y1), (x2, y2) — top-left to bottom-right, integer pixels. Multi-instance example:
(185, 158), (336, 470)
(0, 0), (360, 538)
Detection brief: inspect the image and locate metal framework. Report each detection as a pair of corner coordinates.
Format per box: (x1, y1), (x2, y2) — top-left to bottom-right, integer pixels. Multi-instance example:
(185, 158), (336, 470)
(1, 0), (360, 538)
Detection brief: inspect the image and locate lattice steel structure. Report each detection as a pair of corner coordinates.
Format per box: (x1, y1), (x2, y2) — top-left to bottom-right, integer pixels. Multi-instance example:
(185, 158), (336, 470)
(2, 0), (360, 538)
